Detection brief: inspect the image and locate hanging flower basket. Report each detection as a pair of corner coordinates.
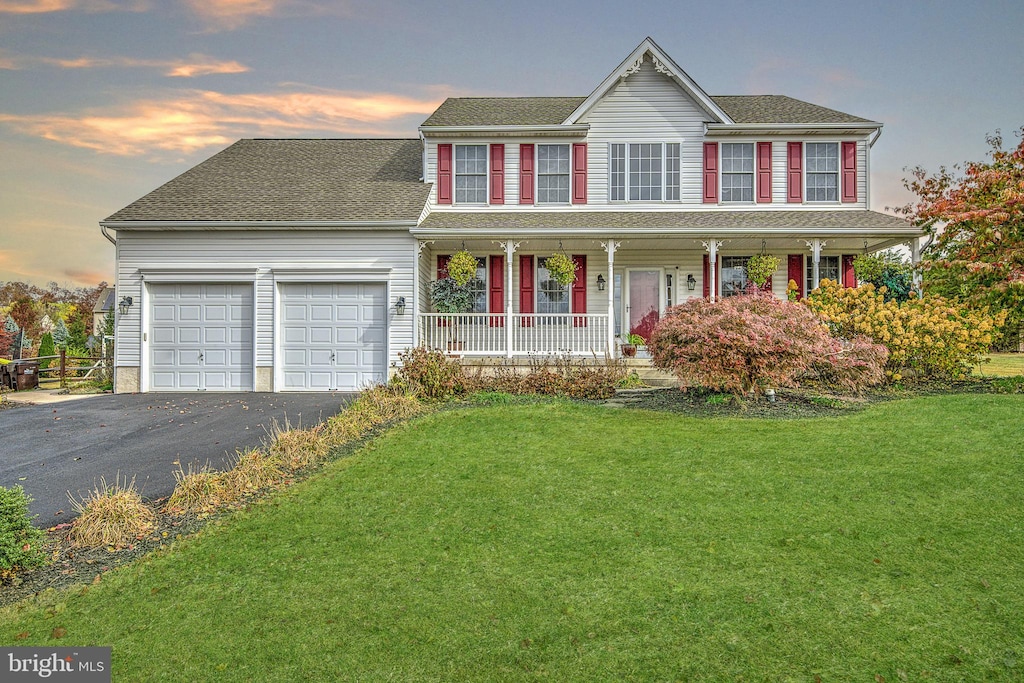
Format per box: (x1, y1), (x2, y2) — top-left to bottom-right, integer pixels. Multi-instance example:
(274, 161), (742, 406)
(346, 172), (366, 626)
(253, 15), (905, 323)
(746, 253), (780, 287)
(446, 249), (478, 286)
(545, 251), (578, 286)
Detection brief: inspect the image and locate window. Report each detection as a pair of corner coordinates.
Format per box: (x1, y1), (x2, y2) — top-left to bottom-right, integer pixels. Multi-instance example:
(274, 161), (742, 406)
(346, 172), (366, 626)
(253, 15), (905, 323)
(721, 143), (754, 202)
(467, 257), (487, 313)
(609, 143), (681, 202)
(805, 255), (839, 293)
(537, 257), (570, 314)
(537, 144), (570, 204)
(720, 256), (750, 297)
(806, 142), (839, 202)
(454, 145), (487, 204)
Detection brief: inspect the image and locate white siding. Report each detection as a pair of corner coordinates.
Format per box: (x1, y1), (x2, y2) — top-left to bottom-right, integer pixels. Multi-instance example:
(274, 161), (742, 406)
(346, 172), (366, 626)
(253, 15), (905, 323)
(580, 59), (709, 205)
(115, 229), (416, 388)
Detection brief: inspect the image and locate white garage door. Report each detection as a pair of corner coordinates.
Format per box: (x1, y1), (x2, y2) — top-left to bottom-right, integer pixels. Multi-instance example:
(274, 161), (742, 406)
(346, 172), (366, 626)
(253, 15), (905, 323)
(279, 283), (386, 391)
(149, 283), (253, 391)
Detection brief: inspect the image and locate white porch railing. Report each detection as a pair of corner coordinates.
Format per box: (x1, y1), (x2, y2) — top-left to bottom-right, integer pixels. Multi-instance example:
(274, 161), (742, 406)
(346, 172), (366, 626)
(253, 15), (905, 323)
(418, 313), (610, 356)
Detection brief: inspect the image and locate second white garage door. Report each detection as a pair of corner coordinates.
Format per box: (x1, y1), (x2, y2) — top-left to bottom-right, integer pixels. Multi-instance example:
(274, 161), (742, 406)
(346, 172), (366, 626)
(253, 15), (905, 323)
(279, 283), (386, 391)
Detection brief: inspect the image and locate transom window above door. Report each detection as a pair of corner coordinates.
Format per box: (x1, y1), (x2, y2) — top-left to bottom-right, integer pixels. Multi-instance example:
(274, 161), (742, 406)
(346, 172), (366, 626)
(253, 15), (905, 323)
(455, 145), (488, 204)
(609, 142), (681, 202)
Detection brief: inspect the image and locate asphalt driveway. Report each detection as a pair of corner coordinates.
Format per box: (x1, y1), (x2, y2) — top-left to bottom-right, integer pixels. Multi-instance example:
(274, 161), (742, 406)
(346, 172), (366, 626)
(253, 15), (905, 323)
(0, 392), (354, 526)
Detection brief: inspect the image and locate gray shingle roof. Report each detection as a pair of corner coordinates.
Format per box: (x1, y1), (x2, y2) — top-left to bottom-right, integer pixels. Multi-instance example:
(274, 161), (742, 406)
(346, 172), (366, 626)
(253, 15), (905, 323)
(417, 210), (910, 232)
(420, 95), (872, 127)
(104, 139), (429, 223)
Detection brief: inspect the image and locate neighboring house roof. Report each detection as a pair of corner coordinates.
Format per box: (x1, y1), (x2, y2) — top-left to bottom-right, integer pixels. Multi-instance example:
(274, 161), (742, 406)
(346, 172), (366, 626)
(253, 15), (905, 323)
(93, 287), (115, 314)
(421, 94), (871, 128)
(103, 139), (429, 224)
(417, 210), (911, 232)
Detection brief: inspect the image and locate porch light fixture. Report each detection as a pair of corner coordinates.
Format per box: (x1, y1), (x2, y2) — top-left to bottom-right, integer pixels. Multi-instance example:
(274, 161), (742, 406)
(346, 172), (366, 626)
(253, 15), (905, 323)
(118, 296), (133, 315)
(596, 274), (606, 291)
(686, 274), (697, 291)
(395, 296), (406, 315)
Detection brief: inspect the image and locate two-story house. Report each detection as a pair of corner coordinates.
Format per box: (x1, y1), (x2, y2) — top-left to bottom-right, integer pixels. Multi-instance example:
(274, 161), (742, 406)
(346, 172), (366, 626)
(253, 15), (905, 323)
(101, 37), (920, 393)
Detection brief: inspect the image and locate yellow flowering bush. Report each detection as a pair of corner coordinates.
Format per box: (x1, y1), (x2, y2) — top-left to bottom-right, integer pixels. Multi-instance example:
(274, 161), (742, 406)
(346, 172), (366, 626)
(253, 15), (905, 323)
(803, 279), (1006, 380)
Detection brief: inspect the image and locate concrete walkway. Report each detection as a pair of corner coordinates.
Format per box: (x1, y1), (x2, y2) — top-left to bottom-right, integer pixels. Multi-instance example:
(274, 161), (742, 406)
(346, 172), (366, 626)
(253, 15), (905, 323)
(0, 392), (354, 526)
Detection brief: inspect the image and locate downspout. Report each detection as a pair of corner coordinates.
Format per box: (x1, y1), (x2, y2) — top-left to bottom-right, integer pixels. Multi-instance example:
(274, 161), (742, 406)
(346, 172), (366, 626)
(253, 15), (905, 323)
(100, 223), (116, 245)
(868, 127), (883, 148)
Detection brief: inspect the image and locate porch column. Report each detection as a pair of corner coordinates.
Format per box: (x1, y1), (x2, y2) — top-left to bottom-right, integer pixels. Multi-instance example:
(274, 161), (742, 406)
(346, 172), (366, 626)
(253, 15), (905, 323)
(601, 240), (620, 356)
(499, 240), (519, 358)
(805, 239), (825, 291)
(703, 239), (719, 302)
(415, 240), (434, 348)
(909, 236), (923, 297)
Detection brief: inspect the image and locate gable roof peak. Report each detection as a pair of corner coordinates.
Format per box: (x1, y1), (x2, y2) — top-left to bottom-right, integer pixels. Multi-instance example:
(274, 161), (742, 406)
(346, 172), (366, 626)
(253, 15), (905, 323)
(563, 36), (733, 125)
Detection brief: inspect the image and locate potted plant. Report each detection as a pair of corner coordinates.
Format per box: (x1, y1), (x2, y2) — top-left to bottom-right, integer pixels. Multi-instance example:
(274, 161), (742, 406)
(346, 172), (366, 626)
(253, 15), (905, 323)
(746, 253), (780, 288)
(446, 249), (478, 286)
(620, 332), (646, 358)
(544, 251), (578, 286)
(430, 277), (474, 351)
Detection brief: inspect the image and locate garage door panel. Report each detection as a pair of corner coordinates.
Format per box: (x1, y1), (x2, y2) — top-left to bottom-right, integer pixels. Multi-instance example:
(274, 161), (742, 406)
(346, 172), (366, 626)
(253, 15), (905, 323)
(149, 283), (253, 391)
(279, 282), (386, 392)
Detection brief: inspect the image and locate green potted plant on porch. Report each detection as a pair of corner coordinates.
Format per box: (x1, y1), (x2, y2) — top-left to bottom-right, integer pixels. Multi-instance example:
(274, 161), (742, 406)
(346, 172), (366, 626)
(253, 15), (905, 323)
(430, 263), (476, 352)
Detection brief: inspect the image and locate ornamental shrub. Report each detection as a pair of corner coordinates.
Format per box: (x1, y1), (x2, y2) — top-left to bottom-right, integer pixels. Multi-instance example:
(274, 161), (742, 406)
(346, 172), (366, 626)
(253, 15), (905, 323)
(396, 346), (468, 400)
(853, 251), (914, 302)
(0, 485), (49, 579)
(648, 289), (887, 396)
(37, 332), (54, 369)
(804, 279), (1006, 380)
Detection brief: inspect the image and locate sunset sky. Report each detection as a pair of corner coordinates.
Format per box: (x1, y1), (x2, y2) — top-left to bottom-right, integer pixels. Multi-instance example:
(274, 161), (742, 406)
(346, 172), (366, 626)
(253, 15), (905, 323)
(1, 0), (1021, 288)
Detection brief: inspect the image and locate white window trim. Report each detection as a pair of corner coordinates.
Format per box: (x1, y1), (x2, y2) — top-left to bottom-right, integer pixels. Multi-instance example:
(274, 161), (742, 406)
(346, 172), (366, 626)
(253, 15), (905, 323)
(535, 143), (572, 205)
(804, 140), (841, 204)
(719, 141), (756, 205)
(454, 143), (489, 206)
(607, 141), (684, 204)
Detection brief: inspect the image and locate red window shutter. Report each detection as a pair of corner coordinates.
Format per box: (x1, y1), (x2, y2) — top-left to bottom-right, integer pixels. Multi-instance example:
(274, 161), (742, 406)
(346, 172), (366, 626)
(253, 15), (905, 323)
(519, 255), (534, 326)
(702, 254), (710, 298)
(702, 142), (718, 204)
(787, 254), (804, 300)
(841, 141), (858, 203)
(490, 144), (505, 205)
(437, 144), (452, 205)
(519, 144), (534, 205)
(489, 254), (504, 327)
(842, 254), (857, 288)
(757, 141), (773, 203)
(437, 255), (450, 279)
(571, 143), (588, 204)
(571, 255), (587, 327)
(787, 142), (803, 203)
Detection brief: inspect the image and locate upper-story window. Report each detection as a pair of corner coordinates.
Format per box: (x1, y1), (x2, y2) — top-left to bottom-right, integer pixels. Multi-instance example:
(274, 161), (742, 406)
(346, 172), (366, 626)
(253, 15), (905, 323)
(806, 142), (839, 202)
(721, 143), (754, 202)
(537, 144), (570, 204)
(455, 145), (488, 204)
(610, 143), (681, 202)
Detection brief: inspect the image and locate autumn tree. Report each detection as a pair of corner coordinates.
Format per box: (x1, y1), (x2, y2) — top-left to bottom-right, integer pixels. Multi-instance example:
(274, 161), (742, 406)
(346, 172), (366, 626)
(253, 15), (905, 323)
(899, 128), (1024, 348)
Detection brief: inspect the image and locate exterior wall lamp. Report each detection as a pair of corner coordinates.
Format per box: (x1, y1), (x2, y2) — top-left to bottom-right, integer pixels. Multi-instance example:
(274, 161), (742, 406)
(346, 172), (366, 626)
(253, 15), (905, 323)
(395, 296), (406, 315)
(686, 274), (697, 291)
(596, 274), (606, 291)
(118, 296), (133, 315)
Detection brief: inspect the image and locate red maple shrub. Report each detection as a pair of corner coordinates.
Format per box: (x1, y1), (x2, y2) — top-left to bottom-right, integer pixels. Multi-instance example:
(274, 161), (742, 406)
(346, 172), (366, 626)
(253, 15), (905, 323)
(648, 290), (887, 396)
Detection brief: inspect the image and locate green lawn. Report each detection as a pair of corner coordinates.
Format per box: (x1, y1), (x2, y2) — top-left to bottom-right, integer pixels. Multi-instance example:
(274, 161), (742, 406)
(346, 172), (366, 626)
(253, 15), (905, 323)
(977, 352), (1024, 377)
(4, 395), (1024, 681)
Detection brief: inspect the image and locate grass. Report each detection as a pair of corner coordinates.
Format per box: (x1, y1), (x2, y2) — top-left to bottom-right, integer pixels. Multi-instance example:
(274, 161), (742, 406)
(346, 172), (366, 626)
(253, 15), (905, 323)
(4, 394), (1024, 680)
(976, 352), (1024, 377)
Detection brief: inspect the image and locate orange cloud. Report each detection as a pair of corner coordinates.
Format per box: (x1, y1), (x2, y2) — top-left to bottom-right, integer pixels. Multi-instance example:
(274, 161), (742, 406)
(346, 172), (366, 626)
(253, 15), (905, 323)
(42, 54), (249, 77)
(0, 0), (147, 12)
(181, 0), (348, 30)
(0, 87), (444, 156)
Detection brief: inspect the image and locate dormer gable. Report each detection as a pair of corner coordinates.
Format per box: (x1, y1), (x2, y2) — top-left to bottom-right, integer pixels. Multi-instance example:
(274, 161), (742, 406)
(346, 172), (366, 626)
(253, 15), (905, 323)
(563, 36), (732, 126)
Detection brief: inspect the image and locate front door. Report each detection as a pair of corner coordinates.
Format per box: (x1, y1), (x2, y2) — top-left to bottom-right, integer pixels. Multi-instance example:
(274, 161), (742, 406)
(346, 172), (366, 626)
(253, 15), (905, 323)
(625, 269), (661, 343)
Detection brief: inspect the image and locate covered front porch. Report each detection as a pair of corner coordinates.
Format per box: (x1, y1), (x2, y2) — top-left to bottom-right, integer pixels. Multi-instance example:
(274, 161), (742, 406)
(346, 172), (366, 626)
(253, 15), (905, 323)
(411, 211), (922, 358)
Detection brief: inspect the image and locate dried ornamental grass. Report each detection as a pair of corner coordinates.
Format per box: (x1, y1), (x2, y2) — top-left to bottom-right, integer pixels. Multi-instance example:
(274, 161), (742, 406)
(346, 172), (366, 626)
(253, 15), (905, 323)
(164, 463), (228, 514)
(267, 424), (331, 471)
(68, 476), (156, 549)
(224, 448), (285, 495)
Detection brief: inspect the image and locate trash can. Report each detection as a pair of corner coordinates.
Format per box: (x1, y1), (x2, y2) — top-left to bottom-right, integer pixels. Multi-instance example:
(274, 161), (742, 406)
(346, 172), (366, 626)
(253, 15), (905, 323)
(0, 363), (12, 389)
(15, 361), (39, 390)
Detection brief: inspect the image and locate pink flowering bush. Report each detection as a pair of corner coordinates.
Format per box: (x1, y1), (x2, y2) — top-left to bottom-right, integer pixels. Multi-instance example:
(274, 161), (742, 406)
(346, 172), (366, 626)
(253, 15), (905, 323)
(648, 290), (888, 396)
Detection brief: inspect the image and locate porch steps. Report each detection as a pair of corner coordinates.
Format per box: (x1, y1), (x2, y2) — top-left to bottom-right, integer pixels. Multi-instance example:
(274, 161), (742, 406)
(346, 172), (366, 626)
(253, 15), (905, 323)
(622, 360), (678, 388)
